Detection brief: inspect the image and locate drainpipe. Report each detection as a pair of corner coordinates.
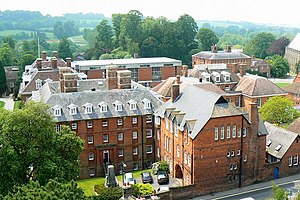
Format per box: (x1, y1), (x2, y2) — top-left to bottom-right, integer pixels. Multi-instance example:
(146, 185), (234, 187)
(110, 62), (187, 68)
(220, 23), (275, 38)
(239, 115), (244, 187)
(141, 115), (145, 169)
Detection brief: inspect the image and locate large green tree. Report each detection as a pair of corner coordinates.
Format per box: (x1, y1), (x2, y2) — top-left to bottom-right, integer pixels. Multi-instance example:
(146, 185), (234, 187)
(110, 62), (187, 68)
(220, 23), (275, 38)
(271, 183), (288, 200)
(196, 28), (219, 51)
(95, 20), (114, 58)
(244, 32), (275, 59)
(0, 101), (84, 195)
(58, 37), (72, 60)
(260, 96), (299, 125)
(0, 60), (6, 96)
(0, 43), (15, 66)
(267, 55), (290, 78)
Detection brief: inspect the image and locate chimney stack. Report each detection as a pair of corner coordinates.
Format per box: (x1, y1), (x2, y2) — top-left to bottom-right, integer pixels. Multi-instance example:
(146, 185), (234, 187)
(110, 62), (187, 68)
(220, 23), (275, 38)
(66, 58), (72, 68)
(176, 75), (181, 84)
(53, 51), (58, 58)
(225, 45), (232, 53)
(36, 58), (42, 70)
(117, 70), (132, 89)
(59, 67), (76, 93)
(239, 64), (245, 77)
(231, 63), (238, 74)
(171, 84), (180, 102)
(211, 45), (218, 53)
(42, 51), (47, 61)
(181, 65), (188, 77)
(106, 65), (118, 90)
(249, 102), (259, 135)
(51, 57), (58, 69)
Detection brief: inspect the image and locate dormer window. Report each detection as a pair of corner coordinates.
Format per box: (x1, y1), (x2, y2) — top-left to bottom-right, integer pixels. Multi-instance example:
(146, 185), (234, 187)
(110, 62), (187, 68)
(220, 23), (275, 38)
(225, 75), (230, 82)
(98, 102), (108, 113)
(201, 72), (210, 83)
(52, 105), (62, 117)
(113, 100), (123, 112)
(45, 78), (53, 83)
(275, 144), (282, 151)
(68, 104), (78, 115)
(35, 79), (43, 90)
(215, 76), (220, 82)
(142, 98), (151, 110)
(128, 99), (137, 111)
(83, 103), (93, 114)
(266, 140), (272, 147)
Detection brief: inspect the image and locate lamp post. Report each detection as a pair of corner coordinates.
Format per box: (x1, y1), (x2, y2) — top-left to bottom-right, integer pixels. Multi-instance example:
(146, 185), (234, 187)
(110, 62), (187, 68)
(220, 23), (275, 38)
(122, 162), (127, 185)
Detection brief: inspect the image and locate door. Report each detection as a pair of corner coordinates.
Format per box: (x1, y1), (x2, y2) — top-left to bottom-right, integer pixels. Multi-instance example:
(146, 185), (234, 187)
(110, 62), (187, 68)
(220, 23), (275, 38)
(274, 167), (279, 179)
(103, 150), (109, 163)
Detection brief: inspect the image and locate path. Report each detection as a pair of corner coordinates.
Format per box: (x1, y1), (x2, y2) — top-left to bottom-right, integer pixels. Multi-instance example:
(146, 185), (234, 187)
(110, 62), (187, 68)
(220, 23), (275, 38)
(0, 96), (15, 110)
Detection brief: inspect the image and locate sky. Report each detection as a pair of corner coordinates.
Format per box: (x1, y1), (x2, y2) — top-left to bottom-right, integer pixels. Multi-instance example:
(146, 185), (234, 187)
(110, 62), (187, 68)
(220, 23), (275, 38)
(1, 0), (300, 27)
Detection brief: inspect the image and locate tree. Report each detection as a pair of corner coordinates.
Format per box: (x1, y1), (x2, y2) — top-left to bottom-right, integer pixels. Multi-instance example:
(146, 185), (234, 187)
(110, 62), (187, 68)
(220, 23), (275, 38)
(2, 179), (87, 200)
(244, 32), (275, 59)
(58, 37), (72, 60)
(158, 161), (170, 174)
(259, 96), (299, 125)
(268, 55), (290, 78)
(267, 36), (290, 56)
(2, 36), (16, 49)
(0, 43), (15, 66)
(271, 183), (288, 200)
(0, 101), (84, 195)
(95, 20), (114, 57)
(93, 184), (122, 200)
(0, 60), (6, 96)
(196, 28), (219, 51)
(53, 21), (65, 39)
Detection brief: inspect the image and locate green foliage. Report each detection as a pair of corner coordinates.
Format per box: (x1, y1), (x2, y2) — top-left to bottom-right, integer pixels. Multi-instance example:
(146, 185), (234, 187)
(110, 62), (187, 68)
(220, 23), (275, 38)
(196, 28), (219, 51)
(93, 184), (122, 200)
(267, 36), (290, 56)
(0, 101), (84, 195)
(267, 55), (290, 78)
(0, 101), (4, 108)
(158, 161), (170, 174)
(53, 20), (80, 39)
(260, 96), (300, 125)
(0, 60), (6, 95)
(0, 43), (15, 66)
(131, 183), (154, 197)
(94, 20), (114, 57)
(13, 100), (22, 109)
(58, 37), (72, 60)
(2, 179), (86, 200)
(271, 183), (288, 200)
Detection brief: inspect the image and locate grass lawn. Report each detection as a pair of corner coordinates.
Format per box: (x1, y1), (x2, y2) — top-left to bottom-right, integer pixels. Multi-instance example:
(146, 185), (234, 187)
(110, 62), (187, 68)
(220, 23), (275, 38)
(0, 101), (5, 108)
(275, 83), (291, 88)
(13, 100), (22, 109)
(77, 169), (151, 196)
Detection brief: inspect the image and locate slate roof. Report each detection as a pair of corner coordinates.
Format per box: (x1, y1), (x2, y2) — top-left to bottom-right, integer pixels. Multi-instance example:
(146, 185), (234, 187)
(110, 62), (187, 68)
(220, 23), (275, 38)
(156, 84), (247, 139)
(235, 75), (287, 97)
(265, 121), (298, 159)
(4, 66), (19, 80)
(44, 88), (163, 122)
(287, 33), (300, 51)
(192, 51), (251, 60)
(288, 117), (300, 133)
(283, 82), (300, 95)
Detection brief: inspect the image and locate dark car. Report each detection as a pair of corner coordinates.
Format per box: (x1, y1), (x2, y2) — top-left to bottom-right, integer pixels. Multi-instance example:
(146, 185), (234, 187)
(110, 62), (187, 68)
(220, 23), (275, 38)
(141, 172), (153, 184)
(157, 171), (169, 184)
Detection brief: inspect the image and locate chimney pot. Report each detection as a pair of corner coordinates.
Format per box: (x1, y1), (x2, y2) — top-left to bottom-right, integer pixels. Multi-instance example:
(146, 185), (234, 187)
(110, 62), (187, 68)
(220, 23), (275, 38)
(66, 58), (72, 68)
(171, 84), (180, 102)
(51, 57), (58, 69)
(36, 58), (42, 70)
(176, 75), (181, 84)
(42, 51), (47, 60)
(181, 65), (188, 77)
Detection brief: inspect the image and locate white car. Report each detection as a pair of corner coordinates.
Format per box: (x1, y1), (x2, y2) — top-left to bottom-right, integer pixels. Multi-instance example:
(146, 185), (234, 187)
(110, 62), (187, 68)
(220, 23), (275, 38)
(123, 172), (136, 186)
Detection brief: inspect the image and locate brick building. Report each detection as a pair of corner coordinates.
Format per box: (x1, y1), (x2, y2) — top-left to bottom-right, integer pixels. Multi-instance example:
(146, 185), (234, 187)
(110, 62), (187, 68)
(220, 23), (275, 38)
(250, 57), (272, 78)
(37, 67), (163, 179)
(155, 84), (266, 194)
(192, 45), (251, 74)
(282, 82), (300, 106)
(71, 57), (182, 87)
(284, 33), (300, 73)
(4, 66), (19, 94)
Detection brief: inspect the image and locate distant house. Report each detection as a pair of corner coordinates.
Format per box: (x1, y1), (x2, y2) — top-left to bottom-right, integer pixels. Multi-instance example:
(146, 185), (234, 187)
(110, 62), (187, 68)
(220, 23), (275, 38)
(282, 82), (300, 106)
(285, 33), (300, 73)
(4, 66), (19, 94)
(250, 57), (272, 78)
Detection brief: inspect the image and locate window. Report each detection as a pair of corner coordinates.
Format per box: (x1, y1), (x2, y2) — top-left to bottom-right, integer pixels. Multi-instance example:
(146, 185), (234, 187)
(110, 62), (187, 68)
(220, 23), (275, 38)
(55, 124), (61, 132)
(170, 120), (173, 133)
(152, 67), (162, 81)
(35, 79), (42, 90)
(132, 131), (138, 139)
(88, 152), (94, 161)
(244, 154), (248, 162)
(294, 155), (299, 165)
(100, 104), (108, 112)
(133, 163), (138, 170)
(214, 127), (219, 141)
(133, 147), (138, 155)
(177, 145), (180, 158)
(188, 154), (191, 167)
(71, 122), (77, 130)
(117, 118), (123, 126)
(88, 135), (93, 144)
(275, 144), (282, 151)
(87, 121), (93, 128)
(215, 76), (220, 82)
(227, 126), (231, 139)
(221, 126), (225, 139)
(237, 150), (241, 156)
(289, 156), (293, 166)
(155, 116), (160, 125)
(147, 145), (152, 154)
(157, 129), (160, 140)
(128, 99), (137, 111)
(157, 147), (160, 158)
(234, 163), (238, 170)
(231, 150), (235, 157)
(70, 107), (77, 115)
(85, 105), (93, 114)
(118, 149), (124, 157)
(243, 128), (247, 137)
(266, 140), (272, 147)
(142, 98), (152, 109)
(232, 125), (236, 138)
(257, 98), (262, 108)
(54, 108), (61, 116)
(103, 134), (108, 143)
(227, 150), (231, 157)
(225, 86), (230, 91)
(116, 104), (122, 111)
(89, 168), (95, 177)
(186, 175), (190, 185)
(132, 117), (137, 124)
(102, 120), (108, 127)
(225, 75), (230, 82)
(230, 164), (233, 171)
(235, 96), (241, 107)
(184, 151), (187, 164)
(118, 132), (123, 141)
(146, 129), (152, 138)
(146, 116), (152, 123)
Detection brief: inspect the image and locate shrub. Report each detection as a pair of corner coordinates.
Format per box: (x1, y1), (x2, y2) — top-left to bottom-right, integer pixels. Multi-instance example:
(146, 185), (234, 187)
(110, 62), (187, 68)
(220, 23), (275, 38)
(131, 183), (154, 197)
(93, 184), (122, 200)
(158, 161), (170, 174)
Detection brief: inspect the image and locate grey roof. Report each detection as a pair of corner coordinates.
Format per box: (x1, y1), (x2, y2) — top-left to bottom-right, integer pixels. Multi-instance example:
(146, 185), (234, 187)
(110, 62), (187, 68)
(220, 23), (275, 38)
(44, 88), (163, 122)
(192, 51), (251, 60)
(156, 84), (246, 139)
(265, 121), (298, 159)
(287, 33), (300, 51)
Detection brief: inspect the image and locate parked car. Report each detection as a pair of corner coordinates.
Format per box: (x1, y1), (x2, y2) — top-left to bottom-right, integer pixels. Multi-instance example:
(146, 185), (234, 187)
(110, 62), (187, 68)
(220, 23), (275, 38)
(157, 171), (169, 184)
(141, 172), (153, 184)
(123, 172), (136, 186)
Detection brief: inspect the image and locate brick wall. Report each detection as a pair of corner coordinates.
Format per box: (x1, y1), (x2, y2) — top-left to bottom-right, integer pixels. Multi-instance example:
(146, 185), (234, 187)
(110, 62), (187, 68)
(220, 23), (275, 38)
(86, 70), (104, 79)
(161, 66), (176, 80)
(138, 68), (152, 82)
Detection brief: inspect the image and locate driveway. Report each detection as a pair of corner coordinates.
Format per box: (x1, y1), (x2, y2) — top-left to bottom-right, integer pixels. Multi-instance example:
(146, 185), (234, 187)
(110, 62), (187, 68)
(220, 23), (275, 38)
(0, 96), (15, 110)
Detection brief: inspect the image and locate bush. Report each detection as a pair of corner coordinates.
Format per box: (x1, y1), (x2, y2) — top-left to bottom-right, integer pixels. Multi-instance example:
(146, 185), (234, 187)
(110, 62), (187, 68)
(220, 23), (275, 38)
(158, 161), (170, 174)
(93, 184), (122, 200)
(131, 183), (154, 197)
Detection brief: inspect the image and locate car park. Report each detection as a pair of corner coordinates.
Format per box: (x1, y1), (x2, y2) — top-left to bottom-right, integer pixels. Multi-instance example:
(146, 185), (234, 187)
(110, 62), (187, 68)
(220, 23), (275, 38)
(123, 172), (136, 186)
(157, 171), (169, 184)
(141, 172), (153, 184)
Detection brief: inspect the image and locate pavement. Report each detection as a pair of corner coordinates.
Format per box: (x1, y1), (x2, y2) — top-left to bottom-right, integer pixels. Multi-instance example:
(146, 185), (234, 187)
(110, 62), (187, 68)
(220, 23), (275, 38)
(268, 75), (295, 83)
(194, 173), (300, 200)
(0, 95), (14, 110)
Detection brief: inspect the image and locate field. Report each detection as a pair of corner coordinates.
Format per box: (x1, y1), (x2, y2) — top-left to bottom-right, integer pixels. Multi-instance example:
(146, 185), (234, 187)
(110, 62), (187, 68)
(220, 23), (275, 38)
(275, 83), (291, 88)
(69, 35), (88, 47)
(0, 29), (34, 36)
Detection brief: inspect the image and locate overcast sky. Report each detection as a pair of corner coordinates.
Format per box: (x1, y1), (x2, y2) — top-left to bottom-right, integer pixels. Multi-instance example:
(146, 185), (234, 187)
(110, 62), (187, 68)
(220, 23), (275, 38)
(1, 0), (300, 27)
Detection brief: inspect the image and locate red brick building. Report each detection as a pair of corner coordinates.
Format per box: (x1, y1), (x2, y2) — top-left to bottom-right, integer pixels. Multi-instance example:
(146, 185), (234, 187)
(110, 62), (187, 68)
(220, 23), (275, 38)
(71, 57), (182, 87)
(38, 68), (163, 179)
(155, 84), (266, 194)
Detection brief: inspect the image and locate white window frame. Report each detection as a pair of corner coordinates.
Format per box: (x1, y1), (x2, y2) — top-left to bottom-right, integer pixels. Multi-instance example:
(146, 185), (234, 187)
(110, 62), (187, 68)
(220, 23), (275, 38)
(237, 150), (241, 156)
(177, 145), (180, 158)
(54, 108), (61, 117)
(103, 134), (108, 143)
(244, 154), (248, 162)
(132, 131), (138, 139)
(188, 154), (191, 167)
(231, 150), (235, 157)
(133, 163), (138, 170)
(117, 118), (123, 126)
(133, 147), (138, 155)
(257, 98), (262, 108)
(157, 129), (160, 140)
(147, 145), (152, 154)
(70, 107), (77, 115)
(71, 122), (77, 130)
(243, 128), (247, 137)
(118, 132), (123, 141)
(294, 155), (299, 166)
(238, 129), (241, 137)
(184, 151), (187, 164)
(100, 105), (108, 113)
(87, 121), (93, 128)
(227, 126), (231, 139)
(55, 124), (61, 132)
(130, 103), (137, 111)
(155, 116), (161, 125)
(165, 118), (169, 130)
(221, 126), (225, 139)
(232, 125), (236, 138)
(102, 120), (108, 127)
(132, 117), (138, 124)
(146, 129), (152, 138)
(88, 152), (94, 161)
(157, 147), (160, 158)
(146, 116), (152, 123)
(88, 135), (94, 144)
(289, 155), (293, 166)
(35, 79), (42, 90)
(89, 168), (95, 177)
(85, 106), (93, 114)
(227, 150), (231, 157)
(215, 127), (218, 141)
(118, 149), (124, 157)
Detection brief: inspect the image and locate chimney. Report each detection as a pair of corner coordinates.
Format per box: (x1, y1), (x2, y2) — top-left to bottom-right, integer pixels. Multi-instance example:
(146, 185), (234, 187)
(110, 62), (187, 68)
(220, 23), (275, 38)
(181, 65), (188, 77)
(66, 58), (72, 68)
(171, 84), (180, 102)
(249, 102), (259, 135)
(51, 57), (58, 69)
(225, 45), (231, 53)
(211, 45), (218, 53)
(231, 63), (238, 74)
(176, 75), (181, 84)
(117, 70), (132, 89)
(106, 65), (118, 90)
(239, 64), (245, 77)
(42, 51), (47, 61)
(36, 58), (42, 70)
(53, 51), (58, 58)
(252, 55), (255, 60)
